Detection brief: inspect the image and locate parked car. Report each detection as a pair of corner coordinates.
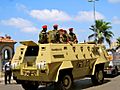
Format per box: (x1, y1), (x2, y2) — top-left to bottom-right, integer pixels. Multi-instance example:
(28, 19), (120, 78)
(104, 50), (120, 76)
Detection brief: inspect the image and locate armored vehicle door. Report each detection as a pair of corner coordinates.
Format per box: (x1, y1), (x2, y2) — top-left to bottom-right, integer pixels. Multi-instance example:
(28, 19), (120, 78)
(20, 41), (39, 67)
(20, 41), (38, 46)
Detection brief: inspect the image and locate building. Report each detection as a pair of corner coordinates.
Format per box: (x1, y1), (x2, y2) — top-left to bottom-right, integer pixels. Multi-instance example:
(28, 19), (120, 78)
(0, 35), (16, 76)
(109, 41), (120, 60)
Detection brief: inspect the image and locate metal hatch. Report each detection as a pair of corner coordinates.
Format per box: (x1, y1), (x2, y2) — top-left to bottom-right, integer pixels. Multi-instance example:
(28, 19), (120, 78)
(20, 41), (37, 46)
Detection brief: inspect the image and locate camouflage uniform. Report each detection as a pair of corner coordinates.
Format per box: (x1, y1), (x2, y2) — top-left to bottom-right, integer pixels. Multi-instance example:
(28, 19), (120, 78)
(59, 30), (69, 43)
(63, 30), (69, 43)
(68, 28), (78, 43)
(48, 24), (59, 43)
(68, 33), (78, 43)
(48, 30), (59, 43)
(38, 30), (48, 44)
(38, 25), (48, 44)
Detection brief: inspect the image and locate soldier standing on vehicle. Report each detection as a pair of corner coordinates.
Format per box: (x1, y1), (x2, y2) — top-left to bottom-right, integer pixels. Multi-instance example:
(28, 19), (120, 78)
(4, 60), (12, 84)
(48, 24), (60, 43)
(38, 25), (48, 44)
(68, 28), (78, 44)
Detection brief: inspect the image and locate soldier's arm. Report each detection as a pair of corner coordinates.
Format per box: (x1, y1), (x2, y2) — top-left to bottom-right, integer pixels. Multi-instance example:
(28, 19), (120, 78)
(38, 33), (43, 43)
(73, 34), (78, 43)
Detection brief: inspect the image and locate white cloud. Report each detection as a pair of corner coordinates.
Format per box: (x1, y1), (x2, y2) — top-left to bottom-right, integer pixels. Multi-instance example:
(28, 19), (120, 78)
(108, 0), (120, 3)
(30, 9), (72, 22)
(21, 27), (38, 32)
(29, 9), (104, 23)
(112, 16), (120, 24)
(75, 11), (105, 22)
(1, 17), (38, 32)
(16, 3), (29, 13)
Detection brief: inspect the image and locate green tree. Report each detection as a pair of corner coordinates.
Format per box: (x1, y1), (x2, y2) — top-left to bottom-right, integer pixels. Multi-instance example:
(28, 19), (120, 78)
(88, 19), (114, 46)
(116, 37), (120, 50)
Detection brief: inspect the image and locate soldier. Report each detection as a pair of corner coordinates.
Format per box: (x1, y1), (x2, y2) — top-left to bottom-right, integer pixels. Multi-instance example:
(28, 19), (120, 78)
(68, 28), (78, 43)
(63, 30), (69, 43)
(59, 29), (69, 44)
(38, 25), (48, 44)
(4, 60), (12, 84)
(59, 29), (64, 43)
(53, 24), (58, 30)
(48, 24), (60, 43)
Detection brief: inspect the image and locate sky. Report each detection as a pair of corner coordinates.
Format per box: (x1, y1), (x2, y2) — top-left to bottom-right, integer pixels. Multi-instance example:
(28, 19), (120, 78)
(0, 0), (120, 47)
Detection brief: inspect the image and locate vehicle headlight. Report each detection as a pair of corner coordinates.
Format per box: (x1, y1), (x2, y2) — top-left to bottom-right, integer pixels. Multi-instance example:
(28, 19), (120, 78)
(11, 62), (18, 69)
(37, 61), (47, 70)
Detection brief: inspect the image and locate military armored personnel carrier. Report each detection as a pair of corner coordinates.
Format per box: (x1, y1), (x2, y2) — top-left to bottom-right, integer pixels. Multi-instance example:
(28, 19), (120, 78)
(11, 41), (109, 90)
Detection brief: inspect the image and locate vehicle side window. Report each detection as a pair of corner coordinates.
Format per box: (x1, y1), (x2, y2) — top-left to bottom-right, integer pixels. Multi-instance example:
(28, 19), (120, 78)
(25, 46), (39, 56)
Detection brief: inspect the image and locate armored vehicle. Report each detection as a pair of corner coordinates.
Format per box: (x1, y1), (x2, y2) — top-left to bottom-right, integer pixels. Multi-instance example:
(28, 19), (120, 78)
(11, 41), (109, 90)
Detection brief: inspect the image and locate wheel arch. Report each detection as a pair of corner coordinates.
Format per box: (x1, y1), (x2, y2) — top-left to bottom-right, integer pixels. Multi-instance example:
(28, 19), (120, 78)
(92, 63), (105, 75)
(55, 61), (73, 82)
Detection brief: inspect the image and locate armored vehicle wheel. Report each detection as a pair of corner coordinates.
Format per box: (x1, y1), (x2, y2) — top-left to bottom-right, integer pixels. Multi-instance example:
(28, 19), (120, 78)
(91, 66), (104, 85)
(55, 73), (73, 90)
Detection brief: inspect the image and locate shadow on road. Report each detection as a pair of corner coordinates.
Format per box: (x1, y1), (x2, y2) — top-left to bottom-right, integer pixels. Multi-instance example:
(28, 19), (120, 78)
(37, 78), (111, 90)
(104, 73), (120, 78)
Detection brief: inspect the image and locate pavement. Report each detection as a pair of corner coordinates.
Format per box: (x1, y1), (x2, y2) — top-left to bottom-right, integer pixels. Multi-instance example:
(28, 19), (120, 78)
(0, 76), (16, 85)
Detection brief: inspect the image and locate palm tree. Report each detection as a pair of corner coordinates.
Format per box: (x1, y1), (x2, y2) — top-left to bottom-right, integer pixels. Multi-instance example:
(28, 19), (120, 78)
(88, 19), (114, 46)
(116, 37), (120, 50)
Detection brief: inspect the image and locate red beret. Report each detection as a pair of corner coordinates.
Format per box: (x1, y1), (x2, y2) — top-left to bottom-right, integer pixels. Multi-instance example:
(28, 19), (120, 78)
(69, 28), (73, 31)
(42, 25), (47, 29)
(53, 24), (58, 27)
(64, 30), (67, 33)
(59, 29), (64, 32)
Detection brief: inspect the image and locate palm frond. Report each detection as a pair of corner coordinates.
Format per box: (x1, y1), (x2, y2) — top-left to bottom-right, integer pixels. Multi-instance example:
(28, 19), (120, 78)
(88, 34), (95, 39)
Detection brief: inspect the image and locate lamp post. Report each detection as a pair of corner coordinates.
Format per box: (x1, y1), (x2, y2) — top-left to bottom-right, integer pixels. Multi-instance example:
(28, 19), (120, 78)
(88, 0), (99, 23)
(88, 0), (99, 43)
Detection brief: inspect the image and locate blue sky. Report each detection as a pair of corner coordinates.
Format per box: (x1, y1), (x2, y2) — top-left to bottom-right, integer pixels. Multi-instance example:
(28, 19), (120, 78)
(0, 0), (120, 47)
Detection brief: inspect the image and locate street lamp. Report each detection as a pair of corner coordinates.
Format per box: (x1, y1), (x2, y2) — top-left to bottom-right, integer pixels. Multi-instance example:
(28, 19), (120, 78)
(88, 0), (99, 43)
(88, 0), (99, 23)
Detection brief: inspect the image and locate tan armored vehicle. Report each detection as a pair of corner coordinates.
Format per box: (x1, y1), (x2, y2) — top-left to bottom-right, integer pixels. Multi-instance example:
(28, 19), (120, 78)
(11, 41), (109, 90)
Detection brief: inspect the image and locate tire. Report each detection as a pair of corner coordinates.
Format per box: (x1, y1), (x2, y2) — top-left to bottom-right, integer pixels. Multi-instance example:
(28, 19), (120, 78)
(55, 73), (73, 90)
(112, 68), (118, 76)
(91, 66), (104, 85)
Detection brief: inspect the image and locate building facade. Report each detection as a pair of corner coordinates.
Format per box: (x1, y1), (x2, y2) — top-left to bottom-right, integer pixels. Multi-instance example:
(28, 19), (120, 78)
(110, 42), (120, 60)
(0, 35), (16, 76)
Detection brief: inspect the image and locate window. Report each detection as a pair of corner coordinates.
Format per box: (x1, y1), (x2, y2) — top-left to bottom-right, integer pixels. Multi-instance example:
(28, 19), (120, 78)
(25, 46), (39, 56)
(4, 49), (10, 60)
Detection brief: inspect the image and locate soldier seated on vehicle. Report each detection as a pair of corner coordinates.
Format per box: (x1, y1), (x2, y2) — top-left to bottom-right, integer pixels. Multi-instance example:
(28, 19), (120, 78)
(68, 28), (78, 44)
(48, 24), (60, 43)
(63, 30), (69, 43)
(38, 25), (48, 44)
(59, 29), (64, 43)
(59, 29), (69, 44)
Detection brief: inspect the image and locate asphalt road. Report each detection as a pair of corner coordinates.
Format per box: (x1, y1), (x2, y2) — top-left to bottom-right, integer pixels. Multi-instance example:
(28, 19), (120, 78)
(0, 75), (120, 90)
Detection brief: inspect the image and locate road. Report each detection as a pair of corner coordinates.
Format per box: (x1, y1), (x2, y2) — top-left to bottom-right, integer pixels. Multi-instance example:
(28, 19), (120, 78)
(0, 75), (120, 90)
